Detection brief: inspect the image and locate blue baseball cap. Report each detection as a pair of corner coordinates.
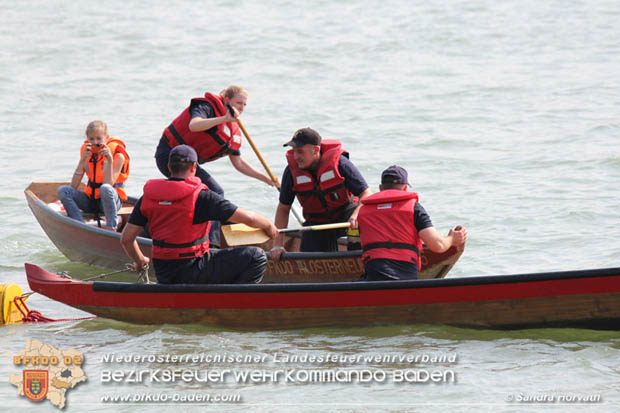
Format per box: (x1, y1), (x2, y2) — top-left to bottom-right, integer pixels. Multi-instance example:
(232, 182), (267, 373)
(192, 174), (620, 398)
(381, 165), (410, 185)
(169, 145), (198, 163)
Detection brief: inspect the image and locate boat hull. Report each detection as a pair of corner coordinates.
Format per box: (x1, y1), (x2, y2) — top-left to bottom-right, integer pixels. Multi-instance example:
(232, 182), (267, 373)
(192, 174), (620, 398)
(25, 182), (463, 283)
(25, 263), (620, 330)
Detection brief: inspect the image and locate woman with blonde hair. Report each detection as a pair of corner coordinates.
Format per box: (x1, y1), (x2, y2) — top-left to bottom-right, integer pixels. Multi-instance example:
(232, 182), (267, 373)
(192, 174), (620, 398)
(154, 86), (278, 245)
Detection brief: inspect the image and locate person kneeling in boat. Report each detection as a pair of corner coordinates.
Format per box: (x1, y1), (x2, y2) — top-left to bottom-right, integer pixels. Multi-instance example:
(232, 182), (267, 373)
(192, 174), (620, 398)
(269, 128), (372, 258)
(58, 120), (130, 231)
(357, 165), (467, 281)
(121, 145), (278, 284)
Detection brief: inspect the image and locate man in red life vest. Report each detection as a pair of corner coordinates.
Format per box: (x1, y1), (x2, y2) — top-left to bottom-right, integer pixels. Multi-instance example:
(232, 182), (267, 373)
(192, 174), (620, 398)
(270, 128), (372, 258)
(121, 145), (279, 284)
(357, 165), (467, 280)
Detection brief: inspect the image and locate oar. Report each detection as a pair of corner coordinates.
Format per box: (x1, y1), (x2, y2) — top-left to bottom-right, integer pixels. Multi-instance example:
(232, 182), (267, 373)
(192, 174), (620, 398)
(228, 104), (304, 225)
(222, 222), (351, 247)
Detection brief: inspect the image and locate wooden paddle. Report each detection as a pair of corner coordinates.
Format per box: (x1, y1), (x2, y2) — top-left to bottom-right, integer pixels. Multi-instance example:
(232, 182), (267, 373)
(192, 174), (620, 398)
(221, 222), (351, 247)
(228, 104), (304, 225)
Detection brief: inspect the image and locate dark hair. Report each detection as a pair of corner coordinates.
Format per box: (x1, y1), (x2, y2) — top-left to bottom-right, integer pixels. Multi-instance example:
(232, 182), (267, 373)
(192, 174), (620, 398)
(168, 160), (194, 175)
(381, 182), (406, 190)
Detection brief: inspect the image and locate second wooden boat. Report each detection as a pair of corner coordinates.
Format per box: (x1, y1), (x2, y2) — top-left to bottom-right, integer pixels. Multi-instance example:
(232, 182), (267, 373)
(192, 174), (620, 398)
(25, 182), (463, 283)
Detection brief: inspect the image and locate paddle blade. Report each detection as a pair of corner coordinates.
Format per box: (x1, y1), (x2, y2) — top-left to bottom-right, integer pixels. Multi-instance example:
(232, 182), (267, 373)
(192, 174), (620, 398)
(221, 224), (270, 247)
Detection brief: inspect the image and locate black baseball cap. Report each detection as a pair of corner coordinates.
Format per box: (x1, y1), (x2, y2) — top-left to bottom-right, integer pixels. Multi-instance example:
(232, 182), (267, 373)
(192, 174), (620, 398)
(381, 165), (410, 185)
(283, 127), (322, 147)
(169, 144), (198, 163)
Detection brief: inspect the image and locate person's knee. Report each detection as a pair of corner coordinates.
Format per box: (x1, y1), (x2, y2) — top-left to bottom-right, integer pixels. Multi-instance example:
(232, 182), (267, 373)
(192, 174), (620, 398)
(245, 247), (267, 283)
(249, 246), (267, 264)
(99, 184), (114, 195)
(242, 246), (266, 267)
(57, 185), (71, 199)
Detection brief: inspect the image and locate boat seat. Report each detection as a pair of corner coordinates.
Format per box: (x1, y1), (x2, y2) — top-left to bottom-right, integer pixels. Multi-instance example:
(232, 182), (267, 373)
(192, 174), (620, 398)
(48, 199), (133, 231)
(81, 206), (133, 220)
(82, 206), (134, 231)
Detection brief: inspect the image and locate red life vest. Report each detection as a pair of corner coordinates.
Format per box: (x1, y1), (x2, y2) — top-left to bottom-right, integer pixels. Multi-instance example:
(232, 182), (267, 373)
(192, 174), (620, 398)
(80, 137), (130, 201)
(140, 176), (211, 260)
(163, 92), (242, 163)
(286, 140), (355, 223)
(358, 190), (423, 270)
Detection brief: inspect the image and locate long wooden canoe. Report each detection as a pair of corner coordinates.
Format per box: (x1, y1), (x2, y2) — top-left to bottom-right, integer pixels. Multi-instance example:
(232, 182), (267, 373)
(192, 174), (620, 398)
(25, 263), (620, 330)
(25, 182), (463, 283)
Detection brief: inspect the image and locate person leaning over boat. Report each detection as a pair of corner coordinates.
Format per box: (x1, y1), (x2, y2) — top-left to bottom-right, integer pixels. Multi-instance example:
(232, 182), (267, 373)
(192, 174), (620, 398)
(154, 85), (280, 246)
(269, 128), (372, 258)
(121, 145), (278, 284)
(58, 120), (130, 231)
(357, 165), (467, 281)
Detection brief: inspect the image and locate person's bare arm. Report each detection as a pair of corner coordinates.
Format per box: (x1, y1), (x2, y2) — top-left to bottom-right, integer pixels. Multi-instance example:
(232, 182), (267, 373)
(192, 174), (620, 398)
(228, 208), (278, 239)
(229, 155), (280, 188)
(70, 148), (92, 188)
(102, 151), (125, 186)
(269, 202), (292, 259)
(348, 188), (372, 229)
(70, 162), (85, 188)
(419, 225), (467, 253)
(188, 113), (232, 132)
(120, 223), (150, 271)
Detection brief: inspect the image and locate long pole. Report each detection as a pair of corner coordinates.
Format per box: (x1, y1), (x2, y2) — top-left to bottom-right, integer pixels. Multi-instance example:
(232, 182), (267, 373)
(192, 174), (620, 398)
(235, 117), (304, 225)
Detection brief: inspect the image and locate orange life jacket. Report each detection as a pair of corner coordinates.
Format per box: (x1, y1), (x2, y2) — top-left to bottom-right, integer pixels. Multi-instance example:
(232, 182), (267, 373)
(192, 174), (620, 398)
(286, 140), (354, 223)
(140, 176), (211, 260)
(358, 190), (423, 270)
(80, 137), (130, 201)
(163, 92), (242, 163)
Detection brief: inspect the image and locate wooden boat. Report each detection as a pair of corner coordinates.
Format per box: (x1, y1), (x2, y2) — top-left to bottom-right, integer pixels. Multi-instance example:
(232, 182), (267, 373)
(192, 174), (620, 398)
(25, 263), (620, 329)
(25, 182), (463, 283)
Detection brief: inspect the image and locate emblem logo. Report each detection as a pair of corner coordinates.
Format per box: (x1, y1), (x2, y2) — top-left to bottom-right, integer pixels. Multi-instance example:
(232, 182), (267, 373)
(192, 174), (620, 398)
(23, 370), (49, 402)
(11, 339), (86, 409)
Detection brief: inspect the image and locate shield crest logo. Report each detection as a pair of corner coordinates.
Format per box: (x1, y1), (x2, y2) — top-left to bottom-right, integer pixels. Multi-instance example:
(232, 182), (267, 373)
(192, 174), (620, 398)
(23, 370), (48, 402)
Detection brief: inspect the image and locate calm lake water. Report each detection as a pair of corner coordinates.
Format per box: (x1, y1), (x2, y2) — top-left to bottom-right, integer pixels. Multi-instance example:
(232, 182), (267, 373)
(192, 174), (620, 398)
(1, 0), (619, 411)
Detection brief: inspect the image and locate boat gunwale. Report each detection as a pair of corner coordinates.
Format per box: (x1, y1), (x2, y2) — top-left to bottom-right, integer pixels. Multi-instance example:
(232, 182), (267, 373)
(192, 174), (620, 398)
(86, 266), (620, 294)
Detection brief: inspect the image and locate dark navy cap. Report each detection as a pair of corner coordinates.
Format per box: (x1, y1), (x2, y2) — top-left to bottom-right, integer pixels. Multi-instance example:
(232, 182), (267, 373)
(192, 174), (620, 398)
(381, 165), (410, 185)
(169, 144), (198, 163)
(283, 127), (322, 147)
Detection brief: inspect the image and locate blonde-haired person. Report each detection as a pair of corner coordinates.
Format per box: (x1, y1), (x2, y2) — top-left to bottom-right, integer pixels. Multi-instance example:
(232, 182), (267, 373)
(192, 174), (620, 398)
(58, 120), (130, 231)
(155, 86), (279, 246)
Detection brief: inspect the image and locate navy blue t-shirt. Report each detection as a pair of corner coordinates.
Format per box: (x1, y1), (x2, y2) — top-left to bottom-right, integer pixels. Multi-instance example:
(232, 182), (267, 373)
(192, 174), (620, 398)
(128, 179), (238, 282)
(279, 155), (368, 205)
(189, 100), (241, 156)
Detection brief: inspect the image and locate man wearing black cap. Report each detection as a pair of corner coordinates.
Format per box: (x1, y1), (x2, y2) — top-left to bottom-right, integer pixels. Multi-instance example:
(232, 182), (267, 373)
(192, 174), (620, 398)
(121, 145), (279, 284)
(357, 165), (467, 280)
(270, 128), (371, 257)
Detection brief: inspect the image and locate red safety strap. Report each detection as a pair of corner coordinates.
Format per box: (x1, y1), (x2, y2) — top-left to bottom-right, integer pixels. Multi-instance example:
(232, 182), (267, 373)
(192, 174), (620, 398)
(13, 295), (96, 323)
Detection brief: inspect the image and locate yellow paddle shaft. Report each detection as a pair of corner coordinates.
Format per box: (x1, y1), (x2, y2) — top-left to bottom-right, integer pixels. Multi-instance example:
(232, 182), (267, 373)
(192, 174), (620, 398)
(280, 222), (351, 233)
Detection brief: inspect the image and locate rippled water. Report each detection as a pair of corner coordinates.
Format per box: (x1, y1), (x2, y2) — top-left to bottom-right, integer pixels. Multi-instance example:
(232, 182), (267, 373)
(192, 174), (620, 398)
(2, 0), (620, 411)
